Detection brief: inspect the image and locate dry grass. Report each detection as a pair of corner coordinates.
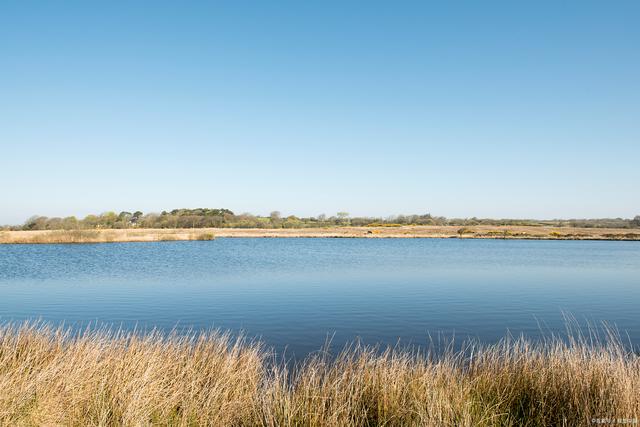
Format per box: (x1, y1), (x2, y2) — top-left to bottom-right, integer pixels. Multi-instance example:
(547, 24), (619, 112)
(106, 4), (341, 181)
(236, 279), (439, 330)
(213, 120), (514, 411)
(0, 323), (265, 426)
(0, 323), (638, 426)
(0, 229), (216, 244)
(1, 226), (639, 244)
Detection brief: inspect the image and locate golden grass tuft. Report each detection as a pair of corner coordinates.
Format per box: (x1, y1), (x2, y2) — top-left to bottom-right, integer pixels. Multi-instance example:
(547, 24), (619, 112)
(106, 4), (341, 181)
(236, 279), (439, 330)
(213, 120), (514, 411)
(0, 323), (266, 426)
(0, 229), (217, 244)
(24, 229), (102, 244)
(0, 323), (638, 426)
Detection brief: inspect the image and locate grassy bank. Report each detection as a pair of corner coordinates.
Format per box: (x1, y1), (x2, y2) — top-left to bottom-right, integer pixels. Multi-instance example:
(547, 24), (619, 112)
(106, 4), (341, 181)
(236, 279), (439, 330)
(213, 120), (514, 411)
(0, 229), (216, 244)
(0, 323), (638, 426)
(1, 225), (640, 243)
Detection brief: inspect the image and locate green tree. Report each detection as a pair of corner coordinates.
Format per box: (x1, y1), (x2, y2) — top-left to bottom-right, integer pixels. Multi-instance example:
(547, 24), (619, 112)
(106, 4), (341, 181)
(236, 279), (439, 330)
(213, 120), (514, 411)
(269, 211), (282, 228)
(100, 212), (118, 228)
(118, 211), (132, 220)
(62, 216), (79, 230)
(83, 215), (99, 228)
(131, 211), (143, 225)
(23, 215), (47, 230)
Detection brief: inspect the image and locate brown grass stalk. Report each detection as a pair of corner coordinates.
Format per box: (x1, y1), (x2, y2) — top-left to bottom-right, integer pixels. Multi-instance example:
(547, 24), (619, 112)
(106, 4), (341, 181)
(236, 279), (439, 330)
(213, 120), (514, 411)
(0, 323), (637, 426)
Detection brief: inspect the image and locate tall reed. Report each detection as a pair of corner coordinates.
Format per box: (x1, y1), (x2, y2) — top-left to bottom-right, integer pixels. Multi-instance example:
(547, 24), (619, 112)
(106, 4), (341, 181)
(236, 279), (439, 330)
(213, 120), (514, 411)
(0, 322), (637, 426)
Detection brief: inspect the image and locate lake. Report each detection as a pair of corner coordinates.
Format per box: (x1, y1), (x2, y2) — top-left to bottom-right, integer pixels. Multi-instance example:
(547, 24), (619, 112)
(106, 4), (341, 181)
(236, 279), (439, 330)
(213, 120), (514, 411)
(1, 238), (639, 357)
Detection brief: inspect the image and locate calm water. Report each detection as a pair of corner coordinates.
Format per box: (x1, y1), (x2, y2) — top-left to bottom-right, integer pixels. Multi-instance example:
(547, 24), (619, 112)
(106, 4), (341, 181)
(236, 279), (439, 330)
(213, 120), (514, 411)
(1, 238), (639, 356)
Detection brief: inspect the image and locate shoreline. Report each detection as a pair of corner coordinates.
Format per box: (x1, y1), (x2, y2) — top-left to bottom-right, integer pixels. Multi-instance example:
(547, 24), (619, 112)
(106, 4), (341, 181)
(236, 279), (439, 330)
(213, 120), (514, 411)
(1, 225), (639, 244)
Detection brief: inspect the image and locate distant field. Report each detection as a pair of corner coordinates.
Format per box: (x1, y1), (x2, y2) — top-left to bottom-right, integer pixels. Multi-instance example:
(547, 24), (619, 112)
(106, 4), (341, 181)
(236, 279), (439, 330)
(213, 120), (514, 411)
(1, 225), (639, 243)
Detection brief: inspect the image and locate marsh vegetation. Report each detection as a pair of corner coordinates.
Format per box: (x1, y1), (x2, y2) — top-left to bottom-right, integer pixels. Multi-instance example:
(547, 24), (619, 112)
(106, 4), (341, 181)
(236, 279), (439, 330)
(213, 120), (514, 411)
(0, 323), (638, 426)
(2, 225), (639, 244)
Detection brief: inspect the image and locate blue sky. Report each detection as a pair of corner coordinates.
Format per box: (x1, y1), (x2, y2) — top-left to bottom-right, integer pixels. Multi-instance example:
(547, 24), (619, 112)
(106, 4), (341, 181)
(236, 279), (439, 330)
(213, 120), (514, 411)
(1, 1), (639, 224)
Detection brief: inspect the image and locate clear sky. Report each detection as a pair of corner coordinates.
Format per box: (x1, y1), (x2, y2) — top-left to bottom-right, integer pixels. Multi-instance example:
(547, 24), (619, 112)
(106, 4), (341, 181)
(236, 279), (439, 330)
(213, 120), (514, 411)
(1, 1), (639, 224)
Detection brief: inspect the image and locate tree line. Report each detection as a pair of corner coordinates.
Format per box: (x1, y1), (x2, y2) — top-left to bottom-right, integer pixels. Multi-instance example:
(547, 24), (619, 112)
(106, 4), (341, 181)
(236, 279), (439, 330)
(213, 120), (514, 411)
(3, 209), (639, 230)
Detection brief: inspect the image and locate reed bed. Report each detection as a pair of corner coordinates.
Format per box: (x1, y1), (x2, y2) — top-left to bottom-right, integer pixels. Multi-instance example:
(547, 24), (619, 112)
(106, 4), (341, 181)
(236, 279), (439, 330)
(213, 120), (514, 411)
(1, 229), (216, 244)
(0, 323), (637, 426)
(2, 226), (640, 244)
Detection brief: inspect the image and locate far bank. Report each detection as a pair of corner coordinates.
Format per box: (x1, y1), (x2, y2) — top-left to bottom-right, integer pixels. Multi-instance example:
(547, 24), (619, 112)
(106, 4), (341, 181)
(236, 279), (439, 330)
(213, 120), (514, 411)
(1, 225), (639, 244)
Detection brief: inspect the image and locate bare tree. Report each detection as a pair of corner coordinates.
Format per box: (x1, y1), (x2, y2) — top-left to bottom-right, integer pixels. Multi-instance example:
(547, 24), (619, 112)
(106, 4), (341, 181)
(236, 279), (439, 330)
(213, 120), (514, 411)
(337, 212), (350, 225)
